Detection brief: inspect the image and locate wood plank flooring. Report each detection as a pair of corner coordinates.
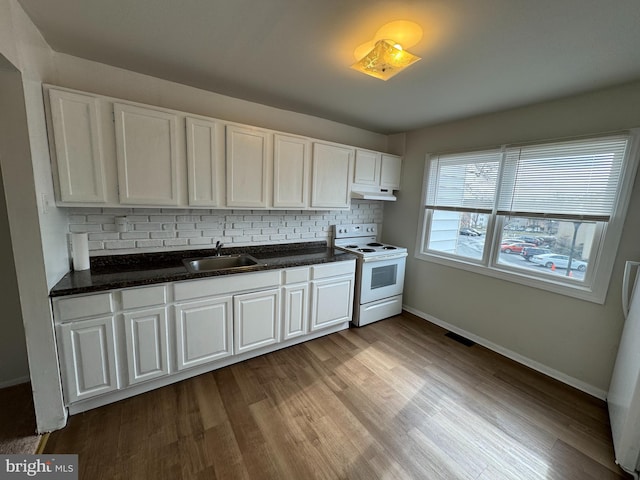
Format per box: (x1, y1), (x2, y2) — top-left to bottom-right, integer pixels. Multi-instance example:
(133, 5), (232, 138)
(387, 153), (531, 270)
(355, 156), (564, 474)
(44, 313), (631, 479)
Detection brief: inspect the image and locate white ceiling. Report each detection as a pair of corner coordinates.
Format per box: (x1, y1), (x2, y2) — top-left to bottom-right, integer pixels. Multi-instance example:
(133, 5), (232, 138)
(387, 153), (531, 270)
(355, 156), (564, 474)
(16, 0), (640, 134)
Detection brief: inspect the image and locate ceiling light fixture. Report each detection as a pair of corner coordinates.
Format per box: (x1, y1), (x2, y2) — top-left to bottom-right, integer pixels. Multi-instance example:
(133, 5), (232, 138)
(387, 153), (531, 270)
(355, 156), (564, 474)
(351, 20), (423, 81)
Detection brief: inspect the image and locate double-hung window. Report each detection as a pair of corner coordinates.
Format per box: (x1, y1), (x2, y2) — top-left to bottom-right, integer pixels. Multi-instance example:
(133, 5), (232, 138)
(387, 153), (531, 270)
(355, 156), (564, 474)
(418, 132), (639, 303)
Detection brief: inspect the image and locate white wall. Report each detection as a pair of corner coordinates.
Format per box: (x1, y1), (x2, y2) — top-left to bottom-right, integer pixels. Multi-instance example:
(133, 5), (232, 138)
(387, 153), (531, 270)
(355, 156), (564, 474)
(384, 80), (640, 395)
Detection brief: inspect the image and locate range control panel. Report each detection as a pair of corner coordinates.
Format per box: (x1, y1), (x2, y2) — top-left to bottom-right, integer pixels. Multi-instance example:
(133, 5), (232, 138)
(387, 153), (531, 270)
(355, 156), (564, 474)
(334, 223), (378, 239)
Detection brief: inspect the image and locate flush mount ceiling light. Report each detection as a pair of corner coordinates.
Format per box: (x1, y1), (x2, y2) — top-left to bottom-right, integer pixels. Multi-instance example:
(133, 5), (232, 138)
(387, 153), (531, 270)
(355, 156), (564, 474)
(351, 20), (423, 81)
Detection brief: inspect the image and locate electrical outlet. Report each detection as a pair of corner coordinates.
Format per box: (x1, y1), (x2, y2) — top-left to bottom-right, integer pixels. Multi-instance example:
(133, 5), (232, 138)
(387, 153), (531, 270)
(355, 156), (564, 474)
(115, 216), (128, 233)
(40, 193), (50, 214)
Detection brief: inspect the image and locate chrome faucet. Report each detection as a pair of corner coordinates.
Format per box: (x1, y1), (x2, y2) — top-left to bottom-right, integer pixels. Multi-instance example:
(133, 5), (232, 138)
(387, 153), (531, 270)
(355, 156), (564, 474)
(214, 240), (224, 256)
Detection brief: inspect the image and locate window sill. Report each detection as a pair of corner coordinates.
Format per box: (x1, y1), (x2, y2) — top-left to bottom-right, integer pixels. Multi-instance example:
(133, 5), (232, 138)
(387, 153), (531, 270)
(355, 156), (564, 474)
(414, 250), (605, 304)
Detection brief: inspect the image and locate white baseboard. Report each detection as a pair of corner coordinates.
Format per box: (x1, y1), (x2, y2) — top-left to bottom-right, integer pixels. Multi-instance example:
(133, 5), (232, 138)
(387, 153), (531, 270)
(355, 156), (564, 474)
(0, 375), (30, 390)
(403, 305), (607, 400)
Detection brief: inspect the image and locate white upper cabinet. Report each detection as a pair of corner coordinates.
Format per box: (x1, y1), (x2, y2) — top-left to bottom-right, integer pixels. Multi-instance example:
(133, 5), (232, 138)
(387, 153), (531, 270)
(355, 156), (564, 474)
(45, 85), (395, 210)
(273, 134), (311, 208)
(114, 103), (180, 205)
(353, 149), (381, 186)
(186, 116), (225, 207)
(311, 142), (354, 209)
(226, 125), (271, 208)
(353, 149), (402, 191)
(47, 88), (108, 203)
(380, 154), (402, 190)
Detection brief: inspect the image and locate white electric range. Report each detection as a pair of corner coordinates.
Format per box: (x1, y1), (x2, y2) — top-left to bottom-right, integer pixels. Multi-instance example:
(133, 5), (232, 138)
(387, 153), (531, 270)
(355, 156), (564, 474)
(333, 224), (407, 326)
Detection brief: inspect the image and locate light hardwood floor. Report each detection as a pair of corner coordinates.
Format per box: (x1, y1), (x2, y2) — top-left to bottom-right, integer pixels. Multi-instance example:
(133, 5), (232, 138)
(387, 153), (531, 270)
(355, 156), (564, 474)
(44, 313), (630, 479)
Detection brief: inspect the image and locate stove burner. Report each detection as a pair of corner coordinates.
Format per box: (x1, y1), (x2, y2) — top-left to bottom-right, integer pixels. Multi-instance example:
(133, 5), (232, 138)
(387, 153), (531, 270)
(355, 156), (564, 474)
(358, 248), (376, 253)
(367, 242), (384, 247)
(383, 246), (397, 250)
(345, 245), (358, 249)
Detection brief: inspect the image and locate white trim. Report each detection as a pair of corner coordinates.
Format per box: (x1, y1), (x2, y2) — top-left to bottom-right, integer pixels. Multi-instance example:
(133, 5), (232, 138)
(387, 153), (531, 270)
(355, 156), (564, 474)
(0, 376), (31, 389)
(415, 249), (605, 303)
(403, 305), (607, 400)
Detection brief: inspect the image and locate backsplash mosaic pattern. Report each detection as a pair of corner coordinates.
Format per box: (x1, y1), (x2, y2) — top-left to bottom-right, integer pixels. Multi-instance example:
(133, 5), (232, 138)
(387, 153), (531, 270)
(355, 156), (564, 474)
(66, 200), (383, 255)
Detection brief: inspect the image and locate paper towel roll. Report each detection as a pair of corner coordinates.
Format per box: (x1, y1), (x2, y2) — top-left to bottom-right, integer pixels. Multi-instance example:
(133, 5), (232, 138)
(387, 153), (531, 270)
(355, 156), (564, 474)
(71, 233), (90, 271)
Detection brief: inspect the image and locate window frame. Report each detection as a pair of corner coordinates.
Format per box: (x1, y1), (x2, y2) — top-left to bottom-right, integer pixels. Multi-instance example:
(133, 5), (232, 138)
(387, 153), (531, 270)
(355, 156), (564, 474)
(415, 130), (640, 304)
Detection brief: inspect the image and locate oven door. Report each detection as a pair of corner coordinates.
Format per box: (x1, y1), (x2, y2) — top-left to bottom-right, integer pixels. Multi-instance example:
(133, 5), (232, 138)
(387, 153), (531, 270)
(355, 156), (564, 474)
(359, 254), (406, 304)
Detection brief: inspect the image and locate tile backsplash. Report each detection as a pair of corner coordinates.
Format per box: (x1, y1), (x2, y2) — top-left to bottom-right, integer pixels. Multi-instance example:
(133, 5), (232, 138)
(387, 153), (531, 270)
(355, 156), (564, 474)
(66, 200), (384, 255)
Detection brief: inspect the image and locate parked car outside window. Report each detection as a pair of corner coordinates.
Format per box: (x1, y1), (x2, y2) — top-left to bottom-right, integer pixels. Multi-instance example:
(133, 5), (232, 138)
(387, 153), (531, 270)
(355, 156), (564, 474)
(521, 247), (552, 261)
(459, 228), (481, 236)
(530, 253), (588, 272)
(500, 242), (536, 254)
(519, 235), (540, 244)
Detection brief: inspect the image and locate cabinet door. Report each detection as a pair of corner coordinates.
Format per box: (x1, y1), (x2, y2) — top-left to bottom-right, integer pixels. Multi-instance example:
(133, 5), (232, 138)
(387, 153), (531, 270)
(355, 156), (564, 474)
(123, 307), (169, 385)
(186, 116), (225, 206)
(311, 143), (353, 209)
(234, 288), (281, 354)
(273, 134), (310, 208)
(58, 316), (119, 403)
(226, 125), (271, 208)
(174, 296), (233, 370)
(282, 283), (309, 340)
(114, 103), (179, 205)
(380, 154), (402, 190)
(48, 89), (108, 203)
(310, 275), (354, 331)
(354, 149), (381, 186)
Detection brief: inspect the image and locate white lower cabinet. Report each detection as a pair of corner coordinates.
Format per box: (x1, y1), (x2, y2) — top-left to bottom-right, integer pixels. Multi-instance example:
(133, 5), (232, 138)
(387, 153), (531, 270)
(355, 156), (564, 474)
(52, 259), (355, 411)
(57, 315), (119, 403)
(234, 288), (281, 354)
(282, 283), (309, 340)
(310, 261), (355, 332)
(174, 296), (233, 370)
(310, 276), (355, 331)
(122, 307), (169, 385)
(281, 266), (311, 340)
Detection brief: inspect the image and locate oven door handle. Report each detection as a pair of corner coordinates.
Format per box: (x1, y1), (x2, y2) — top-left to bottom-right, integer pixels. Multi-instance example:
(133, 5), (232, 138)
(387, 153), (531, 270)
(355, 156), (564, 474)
(362, 252), (408, 263)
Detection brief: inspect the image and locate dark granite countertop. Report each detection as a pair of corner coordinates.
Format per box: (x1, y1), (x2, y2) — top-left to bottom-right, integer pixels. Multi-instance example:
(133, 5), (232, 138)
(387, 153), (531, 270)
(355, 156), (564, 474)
(50, 241), (357, 297)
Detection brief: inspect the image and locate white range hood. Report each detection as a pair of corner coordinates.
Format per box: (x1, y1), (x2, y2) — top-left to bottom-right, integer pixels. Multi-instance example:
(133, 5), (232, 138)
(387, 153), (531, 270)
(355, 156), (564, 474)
(351, 188), (397, 201)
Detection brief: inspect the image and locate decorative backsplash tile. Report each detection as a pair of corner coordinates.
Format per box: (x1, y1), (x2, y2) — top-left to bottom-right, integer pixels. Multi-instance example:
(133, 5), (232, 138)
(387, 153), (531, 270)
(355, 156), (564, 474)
(66, 200), (384, 255)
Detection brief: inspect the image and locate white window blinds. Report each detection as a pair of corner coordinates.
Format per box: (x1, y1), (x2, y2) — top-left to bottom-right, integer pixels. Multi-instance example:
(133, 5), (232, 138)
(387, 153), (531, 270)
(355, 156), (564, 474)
(497, 135), (629, 221)
(426, 150), (501, 213)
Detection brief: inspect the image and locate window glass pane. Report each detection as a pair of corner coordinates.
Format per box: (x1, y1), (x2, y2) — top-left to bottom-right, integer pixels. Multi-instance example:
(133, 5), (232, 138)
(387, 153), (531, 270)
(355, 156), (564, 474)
(497, 216), (596, 282)
(425, 210), (489, 260)
(426, 150), (500, 210)
(498, 136), (628, 219)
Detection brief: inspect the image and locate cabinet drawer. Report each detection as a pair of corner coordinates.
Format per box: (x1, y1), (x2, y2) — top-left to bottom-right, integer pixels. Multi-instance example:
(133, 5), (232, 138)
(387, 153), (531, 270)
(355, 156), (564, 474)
(311, 260), (355, 280)
(121, 285), (167, 309)
(282, 267), (310, 284)
(54, 293), (114, 322)
(174, 270), (280, 301)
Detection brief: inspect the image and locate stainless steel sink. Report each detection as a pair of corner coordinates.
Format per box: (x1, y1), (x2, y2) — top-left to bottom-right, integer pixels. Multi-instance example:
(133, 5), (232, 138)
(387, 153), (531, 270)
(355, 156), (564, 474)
(182, 254), (262, 273)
